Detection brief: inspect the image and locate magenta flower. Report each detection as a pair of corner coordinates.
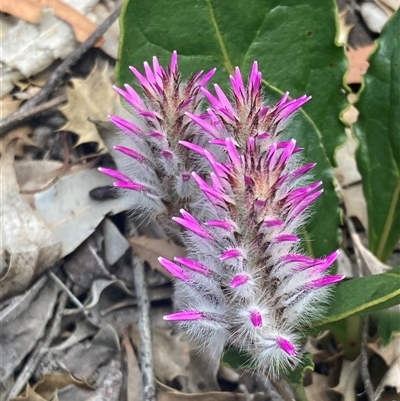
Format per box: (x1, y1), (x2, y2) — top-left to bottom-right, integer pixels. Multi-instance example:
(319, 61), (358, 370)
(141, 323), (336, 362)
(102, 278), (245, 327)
(159, 63), (344, 377)
(100, 52), (217, 233)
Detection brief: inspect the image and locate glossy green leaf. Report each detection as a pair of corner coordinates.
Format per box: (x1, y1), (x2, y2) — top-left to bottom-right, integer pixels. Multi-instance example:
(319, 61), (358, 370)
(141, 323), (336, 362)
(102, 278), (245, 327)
(314, 267), (400, 327)
(117, 0), (347, 257)
(287, 353), (314, 401)
(372, 309), (400, 346)
(222, 347), (256, 370)
(352, 11), (400, 262)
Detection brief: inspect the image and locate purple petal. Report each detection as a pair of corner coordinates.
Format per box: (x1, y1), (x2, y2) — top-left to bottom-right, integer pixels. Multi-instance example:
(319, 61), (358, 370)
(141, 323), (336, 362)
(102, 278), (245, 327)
(274, 234), (300, 243)
(163, 310), (204, 321)
(179, 140), (207, 156)
(214, 84), (234, 113)
(201, 87), (220, 109)
(200, 68), (217, 86)
(114, 181), (147, 191)
(175, 257), (210, 276)
(220, 248), (242, 260)
(185, 112), (220, 137)
(114, 145), (145, 162)
(277, 337), (296, 356)
(109, 115), (142, 136)
(309, 275), (345, 288)
(98, 167), (129, 182)
(250, 310), (262, 327)
(262, 219), (284, 228)
(158, 257), (191, 281)
(287, 181), (323, 203)
(289, 189), (324, 219)
(205, 220), (235, 231)
(226, 138), (242, 171)
(170, 51), (178, 75)
(129, 66), (153, 92)
(230, 274), (250, 288)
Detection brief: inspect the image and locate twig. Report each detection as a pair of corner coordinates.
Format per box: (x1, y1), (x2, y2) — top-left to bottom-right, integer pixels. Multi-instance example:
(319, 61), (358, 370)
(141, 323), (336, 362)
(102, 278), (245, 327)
(360, 317), (375, 401)
(0, 4), (122, 136)
(47, 271), (99, 325)
(132, 255), (156, 401)
(7, 284), (69, 399)
(270, 378), (296, 401)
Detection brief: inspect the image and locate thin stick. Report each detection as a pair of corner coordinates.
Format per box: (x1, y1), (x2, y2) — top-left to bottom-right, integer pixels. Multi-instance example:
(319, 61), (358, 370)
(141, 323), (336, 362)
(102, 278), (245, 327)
(0, 4), (122, 136)
(132, 255), (156, 401)
(47, 271), (99, 325)
(7, 286), (69, 399)
(270, 379), (296, 401)
(360, 317), (375, 401)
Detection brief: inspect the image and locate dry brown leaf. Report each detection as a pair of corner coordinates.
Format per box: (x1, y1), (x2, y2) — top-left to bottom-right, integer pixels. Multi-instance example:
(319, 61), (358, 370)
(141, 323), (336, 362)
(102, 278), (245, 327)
(33, 373), (94, 399)
(0, 0), (103, 45)
(157, 380), (264, 401)
(131, 326), (190, 384)
(122, 331), (143, 401)
(345, 45), (375, 84)
(12, 384), (47, 401)
(0, 276), (58, 388)
(59, 63), (117, 149)
(0, 140), (61, 300)
(129, 236), (186, 276)
(330, 358), (359, 401)
(305, 372), (340, 401)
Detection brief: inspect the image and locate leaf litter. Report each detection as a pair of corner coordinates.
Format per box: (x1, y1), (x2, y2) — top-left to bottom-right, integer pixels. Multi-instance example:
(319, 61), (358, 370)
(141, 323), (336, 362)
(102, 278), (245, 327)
(1, 1), (399, 400)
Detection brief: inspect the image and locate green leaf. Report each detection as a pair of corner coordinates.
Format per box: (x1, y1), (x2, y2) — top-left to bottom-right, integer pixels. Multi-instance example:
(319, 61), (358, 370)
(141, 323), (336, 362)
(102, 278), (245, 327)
(352, 11), (400, 262)
(287, 353), (314, 385)
(117, 0), (347, 258)
(314, 266), (400, 327)
(372, 309), (400, 346)
(222, 347), (256, 370)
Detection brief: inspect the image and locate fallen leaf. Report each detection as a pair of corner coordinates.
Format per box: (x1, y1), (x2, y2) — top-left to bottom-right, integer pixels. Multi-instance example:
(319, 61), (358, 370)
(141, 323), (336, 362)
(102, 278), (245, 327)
(0, 0), (103, 44)
(330, 358), (359, 401)
(59, 63), (117, 148)
(32, 168), (130, 258)
(0, 140), (61, 300)
(132, 326), (190, 384)
(360, 2), (390, 33)
(122, 331), (143, 401)
(0, 276), (58, 386)
(33, 373), (94, 399)
(156, 380), (265, 401)
(305, 372), (340, 401)
(349, 229), (390, 275)
(129, 236), (186, 277)
(102, 218), (130, 265)
(12, 384), (47, 401)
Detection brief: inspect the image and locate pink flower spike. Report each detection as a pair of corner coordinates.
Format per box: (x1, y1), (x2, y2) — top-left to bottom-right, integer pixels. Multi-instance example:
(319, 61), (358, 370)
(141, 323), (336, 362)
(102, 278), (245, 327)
(205, 220), (235, 231)
(220, 248), (242, 260)
(98, 167), (129, 182)
(174, 257), (210, 276)
(109, 115), (142, 135)
(114, 181), (147, 191)
(170, 51), (178, 74)
(250, 311), (262, 327)
(310, 275), (345, 288)
(274, 234), (300, 243)
(158, 257), (191, 281)
(200, 68), (217, 86)
(230, 274), (250, 288)
(277, 337), (296, 356)
(114, 145), (145, 162)
(163, 310), (204, 321)
(185, 112), (220, 137)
